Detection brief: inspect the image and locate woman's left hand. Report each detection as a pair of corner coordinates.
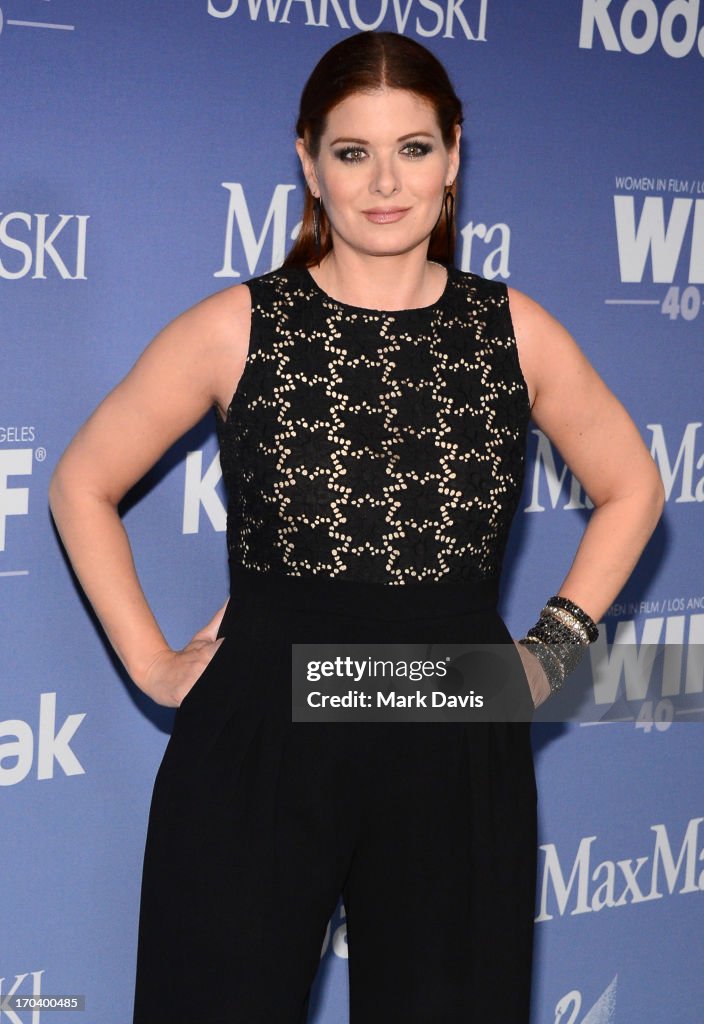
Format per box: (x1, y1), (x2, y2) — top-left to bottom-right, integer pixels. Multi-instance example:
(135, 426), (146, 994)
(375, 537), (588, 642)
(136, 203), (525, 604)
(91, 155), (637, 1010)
(513, 640), (552, 709)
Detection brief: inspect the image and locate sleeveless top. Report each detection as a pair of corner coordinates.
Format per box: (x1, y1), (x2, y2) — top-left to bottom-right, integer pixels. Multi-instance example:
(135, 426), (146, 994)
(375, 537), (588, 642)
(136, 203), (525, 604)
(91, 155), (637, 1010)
(216, 264), (531, 586)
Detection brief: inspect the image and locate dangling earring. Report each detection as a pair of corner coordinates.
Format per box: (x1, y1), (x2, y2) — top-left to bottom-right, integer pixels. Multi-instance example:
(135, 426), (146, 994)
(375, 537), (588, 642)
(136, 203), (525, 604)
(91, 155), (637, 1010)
(444, 186), (455, 265)
(312, 194), (322, 261)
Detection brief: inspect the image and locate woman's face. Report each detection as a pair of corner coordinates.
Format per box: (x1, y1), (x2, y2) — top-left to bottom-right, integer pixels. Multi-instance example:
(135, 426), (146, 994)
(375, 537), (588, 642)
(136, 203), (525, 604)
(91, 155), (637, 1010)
(297, 88), (460, 261)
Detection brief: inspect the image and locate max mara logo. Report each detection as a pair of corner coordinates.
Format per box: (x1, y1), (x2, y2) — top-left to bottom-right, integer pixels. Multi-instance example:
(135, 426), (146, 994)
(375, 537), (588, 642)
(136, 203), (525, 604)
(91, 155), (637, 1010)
(537, 816), (704, 921)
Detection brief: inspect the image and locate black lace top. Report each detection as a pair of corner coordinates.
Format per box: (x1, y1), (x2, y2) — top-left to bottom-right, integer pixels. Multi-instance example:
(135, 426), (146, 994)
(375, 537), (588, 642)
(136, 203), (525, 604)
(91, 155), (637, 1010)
(216, 264), (531, 585)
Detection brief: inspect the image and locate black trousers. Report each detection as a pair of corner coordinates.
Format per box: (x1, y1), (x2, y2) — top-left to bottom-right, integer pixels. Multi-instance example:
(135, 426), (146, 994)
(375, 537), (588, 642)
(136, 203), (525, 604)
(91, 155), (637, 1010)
(132, 564), (538, 1023)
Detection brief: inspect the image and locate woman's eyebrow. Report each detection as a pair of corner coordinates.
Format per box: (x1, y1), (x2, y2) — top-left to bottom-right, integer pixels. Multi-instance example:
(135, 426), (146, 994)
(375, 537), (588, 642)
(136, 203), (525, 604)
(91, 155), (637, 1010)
(397, 131), (435, 141)
(328, 131), (435, 146)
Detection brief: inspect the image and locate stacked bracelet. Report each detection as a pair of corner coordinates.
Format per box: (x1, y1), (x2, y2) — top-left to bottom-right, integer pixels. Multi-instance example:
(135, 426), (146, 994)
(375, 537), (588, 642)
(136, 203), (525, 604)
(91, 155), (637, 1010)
(518, 595), (599, 695)
(544, 595), (599, 642)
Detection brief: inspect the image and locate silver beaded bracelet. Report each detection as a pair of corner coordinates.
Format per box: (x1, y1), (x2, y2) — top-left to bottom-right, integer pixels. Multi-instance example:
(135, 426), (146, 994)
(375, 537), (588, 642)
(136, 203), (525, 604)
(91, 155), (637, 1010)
(518, 595), (599, 695)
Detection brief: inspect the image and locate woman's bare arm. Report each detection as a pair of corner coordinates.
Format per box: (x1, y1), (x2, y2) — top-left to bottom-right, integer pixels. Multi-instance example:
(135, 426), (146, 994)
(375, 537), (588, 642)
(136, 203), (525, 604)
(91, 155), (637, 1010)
(509, 287), (665, 621)
(48, 284), (251, 704)
(508, 288), (665, 706)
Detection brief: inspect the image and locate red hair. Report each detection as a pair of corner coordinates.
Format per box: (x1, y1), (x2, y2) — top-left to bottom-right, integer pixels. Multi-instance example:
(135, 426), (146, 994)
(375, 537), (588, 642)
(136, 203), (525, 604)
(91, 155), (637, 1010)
(283, 31), (464, 269)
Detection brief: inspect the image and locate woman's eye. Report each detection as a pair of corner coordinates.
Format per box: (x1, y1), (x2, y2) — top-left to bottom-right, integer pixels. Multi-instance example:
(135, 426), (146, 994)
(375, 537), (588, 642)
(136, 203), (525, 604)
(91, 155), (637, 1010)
(402, 141), (433, 158)
(335, 147), (367, 163)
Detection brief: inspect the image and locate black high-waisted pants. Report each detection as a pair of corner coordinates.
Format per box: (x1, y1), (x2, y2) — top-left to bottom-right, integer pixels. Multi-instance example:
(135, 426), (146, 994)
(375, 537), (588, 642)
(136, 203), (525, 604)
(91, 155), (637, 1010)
(132, 563), (538, 1024)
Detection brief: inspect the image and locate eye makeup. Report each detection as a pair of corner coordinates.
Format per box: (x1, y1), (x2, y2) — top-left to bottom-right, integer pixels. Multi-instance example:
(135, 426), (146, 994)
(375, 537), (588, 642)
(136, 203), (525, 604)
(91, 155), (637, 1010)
(332, 139), (434, 163)
(401, 140), (434, 158)
(334, 146), (367, 163)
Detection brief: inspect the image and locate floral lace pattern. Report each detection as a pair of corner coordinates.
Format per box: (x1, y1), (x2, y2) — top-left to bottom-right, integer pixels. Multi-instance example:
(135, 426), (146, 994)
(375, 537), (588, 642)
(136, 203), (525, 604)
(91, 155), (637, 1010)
(216, 265), (531, 585)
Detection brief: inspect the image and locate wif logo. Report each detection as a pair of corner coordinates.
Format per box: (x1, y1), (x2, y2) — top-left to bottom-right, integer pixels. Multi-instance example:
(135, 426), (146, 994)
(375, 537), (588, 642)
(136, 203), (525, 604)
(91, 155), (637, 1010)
(580, 0), (704, 58)
(0, 2), (75, 38)
(608, 184), (704, 322)
(615, 195), (703, 285)
(0, 433), (48, 578)
(592, 610), (704, 705)
(0, 448), (32, 553)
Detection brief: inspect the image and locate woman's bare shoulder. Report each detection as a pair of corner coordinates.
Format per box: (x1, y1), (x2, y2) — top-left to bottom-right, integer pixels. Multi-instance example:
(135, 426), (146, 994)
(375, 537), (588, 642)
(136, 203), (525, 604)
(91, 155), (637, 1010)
(175, 280), (252, 339)
(182, 282), (254, 418)
(505, 286), (590, 408)
(505, 285), (561, 333)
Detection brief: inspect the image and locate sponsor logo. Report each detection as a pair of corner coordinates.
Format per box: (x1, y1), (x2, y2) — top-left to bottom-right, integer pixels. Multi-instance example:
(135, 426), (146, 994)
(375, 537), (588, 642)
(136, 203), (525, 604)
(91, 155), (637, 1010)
(608, 178), (704, 321)
(0, 435), (47, 575)
(554, 975), (618, 1024)
(524, 429), (594, 513)
(0, 448), (33, 554)
(591, 611), (703, 717)
(0, 3), (76, 38)
(532, 605), (704, 728)
(0, 426), (35, 444)
(0, 213), (88, 280)
(207, 0), (489, 41)
(579, 0), (704, 58)
(615, 192), (703, 285)
(537, 816), (704, 920)
(457, 217), (511, 279)
(215, 182), (511, 281)
(318, 900), (349, 959)
(182, 450), (225, 534)
(649, 421), (704, 501)
(525, 423), (704, 512)
(0, 692), (86, 787)
(215, 184), (297, 281)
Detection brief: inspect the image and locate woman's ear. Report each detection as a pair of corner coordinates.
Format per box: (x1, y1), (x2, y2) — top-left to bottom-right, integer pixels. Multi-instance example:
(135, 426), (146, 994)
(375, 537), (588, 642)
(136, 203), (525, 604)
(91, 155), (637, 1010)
(447, 124), (461, 186)
(295, 138), (320, 197)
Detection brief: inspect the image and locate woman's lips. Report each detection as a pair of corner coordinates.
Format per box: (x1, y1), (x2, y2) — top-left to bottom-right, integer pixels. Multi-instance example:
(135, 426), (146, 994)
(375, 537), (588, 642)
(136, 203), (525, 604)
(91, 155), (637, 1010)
(362, 207), (410, 224)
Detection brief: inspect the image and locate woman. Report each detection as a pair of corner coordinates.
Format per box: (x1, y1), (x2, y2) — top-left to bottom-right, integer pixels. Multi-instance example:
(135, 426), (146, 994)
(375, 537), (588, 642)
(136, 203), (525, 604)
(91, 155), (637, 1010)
(49, 31), (664, 1024)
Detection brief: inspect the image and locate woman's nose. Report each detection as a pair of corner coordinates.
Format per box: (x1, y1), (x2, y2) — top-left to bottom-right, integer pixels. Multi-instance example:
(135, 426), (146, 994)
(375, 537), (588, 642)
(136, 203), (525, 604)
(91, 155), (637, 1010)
(370, 156), (401, 196)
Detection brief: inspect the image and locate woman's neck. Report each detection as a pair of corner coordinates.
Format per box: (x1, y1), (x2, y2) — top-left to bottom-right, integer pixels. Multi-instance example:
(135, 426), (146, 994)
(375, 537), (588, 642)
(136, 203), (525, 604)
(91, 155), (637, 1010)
(308, 249), (447, 312)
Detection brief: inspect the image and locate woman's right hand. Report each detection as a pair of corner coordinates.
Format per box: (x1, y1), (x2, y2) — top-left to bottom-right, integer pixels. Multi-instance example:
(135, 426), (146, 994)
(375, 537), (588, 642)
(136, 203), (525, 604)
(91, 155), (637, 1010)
(139, 598), (230, 707)
(140, 637), (226, 708)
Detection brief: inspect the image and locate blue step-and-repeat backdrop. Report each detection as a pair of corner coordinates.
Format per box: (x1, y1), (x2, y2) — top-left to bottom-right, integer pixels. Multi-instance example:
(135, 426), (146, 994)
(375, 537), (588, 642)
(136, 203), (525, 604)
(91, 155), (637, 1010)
(1, 2), (703, 1022)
